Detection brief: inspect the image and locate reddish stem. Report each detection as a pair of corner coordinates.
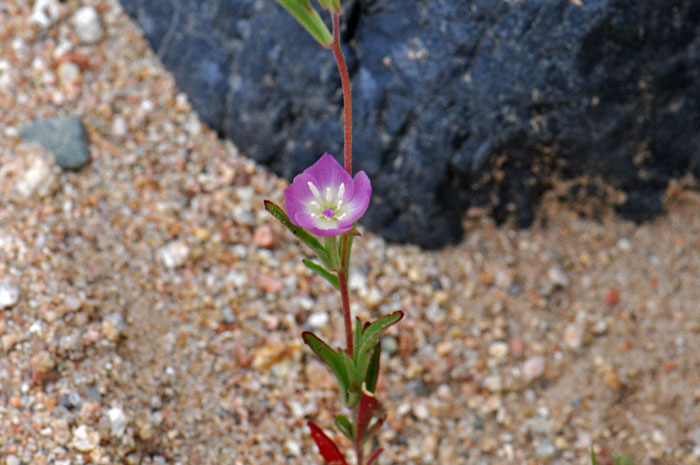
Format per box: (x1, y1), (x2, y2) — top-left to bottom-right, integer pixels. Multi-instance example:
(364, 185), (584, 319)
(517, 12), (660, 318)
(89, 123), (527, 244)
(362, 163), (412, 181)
(332, 11), (363, 465)
(331, 11), (352, 175)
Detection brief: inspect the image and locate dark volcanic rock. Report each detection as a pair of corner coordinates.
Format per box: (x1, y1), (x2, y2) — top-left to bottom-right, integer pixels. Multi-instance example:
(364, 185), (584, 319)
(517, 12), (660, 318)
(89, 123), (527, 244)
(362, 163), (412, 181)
(119, 0), (700, 248)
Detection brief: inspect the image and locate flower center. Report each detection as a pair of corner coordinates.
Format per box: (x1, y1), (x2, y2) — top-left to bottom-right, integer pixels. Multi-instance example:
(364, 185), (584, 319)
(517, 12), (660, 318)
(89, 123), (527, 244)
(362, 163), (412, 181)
(307, 181), (348, 224)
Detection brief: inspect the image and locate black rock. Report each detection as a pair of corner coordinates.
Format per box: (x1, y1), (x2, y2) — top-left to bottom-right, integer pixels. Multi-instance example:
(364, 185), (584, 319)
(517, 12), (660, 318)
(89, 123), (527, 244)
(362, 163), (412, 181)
(119, 0), (700, 248)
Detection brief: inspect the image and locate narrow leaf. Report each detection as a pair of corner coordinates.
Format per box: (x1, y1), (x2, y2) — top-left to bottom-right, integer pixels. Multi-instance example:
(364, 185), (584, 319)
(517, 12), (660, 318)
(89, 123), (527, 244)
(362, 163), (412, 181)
(303, 259), (339, 289)
(364, 343), (381, 393)
(334, 414), (354, 441)
(264, 200), (330, 265)
(307, 421), (348, 465)
(275, 0), (333, 46)
(343, 234), (354, 275)
(366, 448), (383, 465)
(302, 332), (350, 401)
(359, 311), (403, 358)
(353, 317), (364, 361)
(591, 449), (597, 465)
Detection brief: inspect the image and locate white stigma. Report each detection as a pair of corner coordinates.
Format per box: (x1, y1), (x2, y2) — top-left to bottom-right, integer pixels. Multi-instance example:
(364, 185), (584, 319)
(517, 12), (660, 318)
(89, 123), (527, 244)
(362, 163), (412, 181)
(307, 181), (321, 199)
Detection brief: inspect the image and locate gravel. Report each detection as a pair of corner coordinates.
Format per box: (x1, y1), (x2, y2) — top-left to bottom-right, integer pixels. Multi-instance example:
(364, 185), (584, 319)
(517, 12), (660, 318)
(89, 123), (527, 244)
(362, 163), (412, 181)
(1, 1), (699, 465)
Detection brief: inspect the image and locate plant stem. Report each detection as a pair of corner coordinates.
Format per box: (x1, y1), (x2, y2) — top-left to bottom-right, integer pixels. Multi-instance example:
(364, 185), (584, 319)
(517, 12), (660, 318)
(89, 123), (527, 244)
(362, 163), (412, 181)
(331, 11), (352, 175)
(331, 11), (362, 465)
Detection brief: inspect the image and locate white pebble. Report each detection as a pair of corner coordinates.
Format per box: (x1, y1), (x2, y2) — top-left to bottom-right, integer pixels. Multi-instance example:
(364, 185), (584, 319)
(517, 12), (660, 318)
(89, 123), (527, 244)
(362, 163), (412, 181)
(112, 116), (128, 137)
(30, 0), (63, 28)
(285, 439), (301, 456)
(72, 7), (104, 44)
(71, 425), (99, 452)
(488, 341), (509, 361)
(483, 375), (502, 392)
(108, 407), (129, 438)
(158, 241), (190, 269)
(522, 355), (546, 383)
(547, 266), (569, 288)
(563, 323), (583, 350)
(307, 312), (329, 329)
(0, 284), (20, 309)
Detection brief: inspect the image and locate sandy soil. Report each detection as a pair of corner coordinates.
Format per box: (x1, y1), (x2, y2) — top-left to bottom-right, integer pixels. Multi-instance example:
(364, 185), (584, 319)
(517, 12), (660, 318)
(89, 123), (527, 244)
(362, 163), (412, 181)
(1, 2), (699, 465)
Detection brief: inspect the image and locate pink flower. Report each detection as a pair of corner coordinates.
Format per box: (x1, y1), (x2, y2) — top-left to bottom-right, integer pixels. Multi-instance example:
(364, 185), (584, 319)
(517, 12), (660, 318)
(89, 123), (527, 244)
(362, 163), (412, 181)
(284, 153), (371, 237)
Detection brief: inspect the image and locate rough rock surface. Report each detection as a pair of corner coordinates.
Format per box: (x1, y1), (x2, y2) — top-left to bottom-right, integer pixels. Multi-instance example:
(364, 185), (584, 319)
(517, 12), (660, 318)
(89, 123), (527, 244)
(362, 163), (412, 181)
(119, 0), (700, 248)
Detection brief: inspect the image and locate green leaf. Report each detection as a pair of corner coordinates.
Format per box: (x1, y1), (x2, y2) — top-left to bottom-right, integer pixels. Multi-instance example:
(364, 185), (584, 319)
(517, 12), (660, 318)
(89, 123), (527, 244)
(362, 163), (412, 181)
(354, 312), (402, 388)
(364, 343), (381, 393)
(353, 318), (364, 361)
(303, 259), (339, 289)
(340, 235), (355, 276)
(591, 449), (597, 465)
(264, 201), (331, 267)
(317, 0), (340, 12)
(334, 414), (354, 441)
(358, 311), (403, 358)
(302, 331), (350, 402)
(274, 0), (333, 47)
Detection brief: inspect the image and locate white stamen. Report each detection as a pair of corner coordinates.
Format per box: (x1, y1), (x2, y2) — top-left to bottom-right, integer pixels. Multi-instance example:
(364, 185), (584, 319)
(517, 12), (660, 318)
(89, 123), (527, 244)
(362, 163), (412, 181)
(336, 213), (347, 220)
(307, 181), (321, 199)
(336, 200), (343, 209)
(309, 201), (320, 209)
(337, 183), (345, 200)
(325, 187), (333, 202)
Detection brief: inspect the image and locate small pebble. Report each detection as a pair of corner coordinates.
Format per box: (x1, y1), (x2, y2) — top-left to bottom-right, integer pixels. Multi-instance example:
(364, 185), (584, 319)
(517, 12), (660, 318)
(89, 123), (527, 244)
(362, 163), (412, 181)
(285, 439), (301, 456)
(71, 424), (100, 452)
(547, 267), (569, 288)
(30, 350), (55, 373)
(381, 336), (398, 355)
(252, 225), (277, 248)
(307, 312), (329, 329)
(109, 407), (129, 438)
(30, 0), (62, 27)
(489, 341), (509, 361)
(220, 306), (236, 324)
(483, 375), (502, 392)
(102, 312), (128, 341)
(522, 356), (546, 383)
(535, 439), (556, 458)
(73, 7), (104, 43)
(563, 323), (583, 350)
(0, 284), (21, 309)
(80, 401), (101, 425)
(159, 241), (190, 269)
(257, 273), (282, 293)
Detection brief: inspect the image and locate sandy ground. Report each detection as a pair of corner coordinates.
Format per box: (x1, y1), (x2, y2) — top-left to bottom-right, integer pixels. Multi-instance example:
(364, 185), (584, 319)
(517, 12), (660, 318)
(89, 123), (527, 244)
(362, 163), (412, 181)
(1, 1), (700, 465)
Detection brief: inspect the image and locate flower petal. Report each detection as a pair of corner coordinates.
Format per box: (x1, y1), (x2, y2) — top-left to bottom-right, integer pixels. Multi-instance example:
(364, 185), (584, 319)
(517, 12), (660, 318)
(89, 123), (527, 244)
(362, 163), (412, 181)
(284, 173), (319, 227)
(337, 170), (371, 228)
(303, 153), (354, 198)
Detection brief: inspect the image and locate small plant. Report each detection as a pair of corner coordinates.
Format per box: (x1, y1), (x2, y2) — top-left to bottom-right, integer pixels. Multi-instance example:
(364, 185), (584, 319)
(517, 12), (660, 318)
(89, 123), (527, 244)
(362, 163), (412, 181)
(264, 2), (402, 464)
